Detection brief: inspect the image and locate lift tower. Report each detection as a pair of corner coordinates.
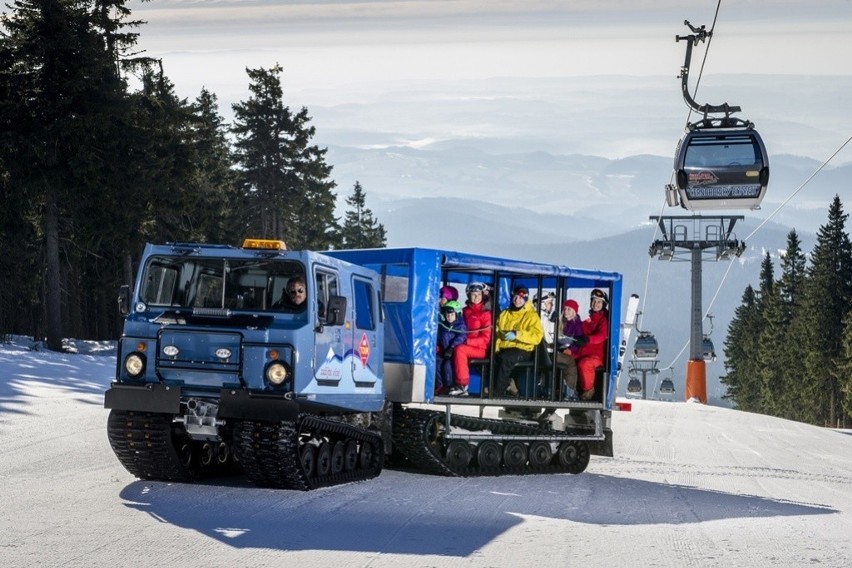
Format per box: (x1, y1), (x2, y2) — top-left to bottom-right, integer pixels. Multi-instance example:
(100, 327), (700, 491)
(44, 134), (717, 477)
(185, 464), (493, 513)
(648, 215), (744, 403)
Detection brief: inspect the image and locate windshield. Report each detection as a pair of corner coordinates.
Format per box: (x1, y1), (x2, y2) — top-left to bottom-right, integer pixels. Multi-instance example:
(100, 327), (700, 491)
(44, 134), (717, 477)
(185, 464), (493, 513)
(139, 256), (307, 313)
(684, 136), (759, 168)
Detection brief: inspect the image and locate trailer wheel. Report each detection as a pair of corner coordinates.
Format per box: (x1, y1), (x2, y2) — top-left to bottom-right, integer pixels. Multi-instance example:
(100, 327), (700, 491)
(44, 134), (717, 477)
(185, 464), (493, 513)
(557, 441), (590, 474)
(477, 441), (502, 468)
(503, 441), (528, 467)
(529, 441), (553, 467)
(445, 440), (473, 469)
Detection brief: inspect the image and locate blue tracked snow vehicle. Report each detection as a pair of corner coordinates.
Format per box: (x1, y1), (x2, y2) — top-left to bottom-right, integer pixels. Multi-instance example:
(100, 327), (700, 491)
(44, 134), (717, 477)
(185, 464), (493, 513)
(105, 242), (626, 489)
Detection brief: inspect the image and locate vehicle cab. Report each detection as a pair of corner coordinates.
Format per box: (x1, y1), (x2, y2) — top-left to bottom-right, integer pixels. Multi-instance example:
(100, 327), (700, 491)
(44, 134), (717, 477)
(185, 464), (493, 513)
(106, 239), (386, 420)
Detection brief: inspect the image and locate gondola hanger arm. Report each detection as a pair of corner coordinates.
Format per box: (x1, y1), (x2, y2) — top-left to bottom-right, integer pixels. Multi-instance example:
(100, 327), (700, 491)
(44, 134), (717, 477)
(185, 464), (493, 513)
(676, 20), (742, 123)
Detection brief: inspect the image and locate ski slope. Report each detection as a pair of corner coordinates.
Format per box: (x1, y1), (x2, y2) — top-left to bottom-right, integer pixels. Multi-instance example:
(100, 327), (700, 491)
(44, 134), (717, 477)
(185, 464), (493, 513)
(1, 339), (850, 567)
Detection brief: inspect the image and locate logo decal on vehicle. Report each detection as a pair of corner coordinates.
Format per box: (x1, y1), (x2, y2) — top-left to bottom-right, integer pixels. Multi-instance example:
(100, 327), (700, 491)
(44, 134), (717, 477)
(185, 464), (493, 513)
(688, 170), (719, 185)
(358, 333), (370, 366)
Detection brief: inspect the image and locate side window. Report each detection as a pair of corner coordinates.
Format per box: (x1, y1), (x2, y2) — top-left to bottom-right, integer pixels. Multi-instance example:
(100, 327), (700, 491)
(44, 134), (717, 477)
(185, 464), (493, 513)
(315, 270), (339, 320)
(141, 264), (178, 305)
(353, 278), (375, 330)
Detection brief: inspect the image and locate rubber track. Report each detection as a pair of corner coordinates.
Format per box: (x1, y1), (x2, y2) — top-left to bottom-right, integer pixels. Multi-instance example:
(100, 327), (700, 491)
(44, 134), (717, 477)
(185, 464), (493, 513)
(392, 407), (589, 477)
(107, 410), (195, 482)
(233, 415), (383, 491)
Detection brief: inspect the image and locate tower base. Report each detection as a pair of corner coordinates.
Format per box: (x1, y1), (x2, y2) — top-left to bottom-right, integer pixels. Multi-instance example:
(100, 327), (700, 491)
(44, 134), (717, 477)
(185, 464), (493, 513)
(685, 359), (707, 404)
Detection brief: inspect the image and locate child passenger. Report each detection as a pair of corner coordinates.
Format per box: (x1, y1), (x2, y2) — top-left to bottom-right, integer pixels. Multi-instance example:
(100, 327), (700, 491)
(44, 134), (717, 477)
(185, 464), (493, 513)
(437, 300), (467, 395)
(439, 285), (459, 309)
(555, 299), (587, 399)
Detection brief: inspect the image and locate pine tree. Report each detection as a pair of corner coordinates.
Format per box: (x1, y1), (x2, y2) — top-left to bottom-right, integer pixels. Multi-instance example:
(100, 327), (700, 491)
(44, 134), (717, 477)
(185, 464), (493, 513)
(776, 230), (811, 421)
(0, 0), (149, 348)
(757, 251), (775, 307)
(835, 312), (852, 427)
(756, 284), (788, 416)
(778, 230), (807, 308)
(340, 181), (387, 249)
(231, 64), (338, 250)
(720, 285), (762, 411)
(722, 253), (774, 412)
(127, 70), (200, 244)
(752, 251), (788, 416)
(188, 88), (241, 244)
(801, 195), (852, 426)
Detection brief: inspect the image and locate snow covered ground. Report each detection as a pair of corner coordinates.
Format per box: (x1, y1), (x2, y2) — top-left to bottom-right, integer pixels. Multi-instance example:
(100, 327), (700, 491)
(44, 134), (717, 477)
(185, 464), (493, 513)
(1, 337), (851, 567)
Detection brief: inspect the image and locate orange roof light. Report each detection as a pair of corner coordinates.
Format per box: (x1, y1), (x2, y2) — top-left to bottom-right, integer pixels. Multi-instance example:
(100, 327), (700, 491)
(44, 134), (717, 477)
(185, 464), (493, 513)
(242, 238), (287, 251)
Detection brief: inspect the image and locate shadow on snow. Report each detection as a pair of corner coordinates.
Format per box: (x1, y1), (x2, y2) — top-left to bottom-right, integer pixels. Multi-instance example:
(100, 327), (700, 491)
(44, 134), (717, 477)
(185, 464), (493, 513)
(118, 469), (837, 557)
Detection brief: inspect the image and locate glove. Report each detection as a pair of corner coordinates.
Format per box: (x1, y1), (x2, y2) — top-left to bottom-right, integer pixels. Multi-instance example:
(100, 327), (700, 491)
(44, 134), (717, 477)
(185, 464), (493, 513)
(443, 348), (454, 359)
(557, 336), (575, 349)
(574, 335), (589, 347)
(503, 331), (517, 341)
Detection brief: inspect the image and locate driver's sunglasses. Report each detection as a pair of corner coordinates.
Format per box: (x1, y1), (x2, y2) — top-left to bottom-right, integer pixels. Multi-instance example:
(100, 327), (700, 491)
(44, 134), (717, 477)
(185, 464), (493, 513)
(288, 288), (305, 295)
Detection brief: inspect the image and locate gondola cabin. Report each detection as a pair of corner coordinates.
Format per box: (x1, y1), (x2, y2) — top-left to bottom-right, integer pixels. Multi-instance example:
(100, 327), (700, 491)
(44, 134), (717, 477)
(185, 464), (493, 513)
(703, 336), (717, 362)
(633, 332), (659, 360)
(659, 378), (675, 395)
(627, 378), (642, 394)
(672, 128), (769, 211)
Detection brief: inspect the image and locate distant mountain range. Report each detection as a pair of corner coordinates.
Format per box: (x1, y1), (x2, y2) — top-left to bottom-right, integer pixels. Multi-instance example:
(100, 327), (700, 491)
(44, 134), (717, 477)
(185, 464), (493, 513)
(326, 147), (845, 243)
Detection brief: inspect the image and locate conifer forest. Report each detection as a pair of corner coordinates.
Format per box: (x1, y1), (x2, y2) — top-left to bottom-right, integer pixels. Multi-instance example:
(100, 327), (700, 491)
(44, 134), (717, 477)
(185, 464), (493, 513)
(0, 1), (385, 348)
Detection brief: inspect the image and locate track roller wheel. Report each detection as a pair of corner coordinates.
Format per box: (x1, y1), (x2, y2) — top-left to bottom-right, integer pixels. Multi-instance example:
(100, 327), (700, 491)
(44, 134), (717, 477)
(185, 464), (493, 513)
(216, 442), (230, 465)
(300, 444), (316, 478)
(528, 441), (553, 467)
(477, 440), (502, 468)
(445, 440), (473, 469)
(331, 441), (346, 475)
(359, 440), (374, 469)
(503, 441), (528, 467)
(176, 441), (191, 468)
(557, 441), (591, 474)
(200, 443), (214, 467)
(344, 440), (359, 472)
(316, 442), (332, 476)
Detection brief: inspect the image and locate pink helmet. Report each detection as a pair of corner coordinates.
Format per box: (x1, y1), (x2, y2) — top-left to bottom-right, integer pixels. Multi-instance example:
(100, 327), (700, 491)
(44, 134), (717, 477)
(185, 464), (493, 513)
(439, 285), (458, 301)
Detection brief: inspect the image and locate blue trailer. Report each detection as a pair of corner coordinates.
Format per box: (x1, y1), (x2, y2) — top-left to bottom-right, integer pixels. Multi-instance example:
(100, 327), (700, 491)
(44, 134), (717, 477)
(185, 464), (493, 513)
(105, 242), (625, 489)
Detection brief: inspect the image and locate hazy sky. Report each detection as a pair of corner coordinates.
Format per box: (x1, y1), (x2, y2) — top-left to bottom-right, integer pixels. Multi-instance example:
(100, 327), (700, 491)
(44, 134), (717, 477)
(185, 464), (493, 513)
(123, 1), (852, 162)
(128, 0), (852, 97)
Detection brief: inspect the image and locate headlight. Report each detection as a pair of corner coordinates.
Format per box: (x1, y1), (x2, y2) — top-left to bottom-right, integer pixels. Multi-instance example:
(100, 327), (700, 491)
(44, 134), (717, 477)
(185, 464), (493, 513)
(124, 353), (146, 377)
(265, 361), (289, 385)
